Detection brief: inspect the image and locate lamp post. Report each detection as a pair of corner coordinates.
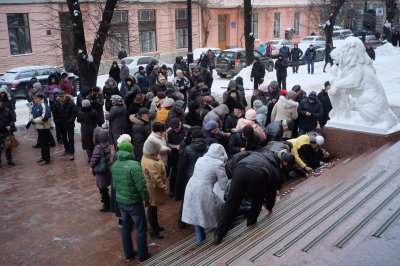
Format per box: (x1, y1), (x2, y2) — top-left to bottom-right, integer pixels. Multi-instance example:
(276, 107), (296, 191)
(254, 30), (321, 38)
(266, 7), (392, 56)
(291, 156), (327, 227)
(187, 0), (193, 64)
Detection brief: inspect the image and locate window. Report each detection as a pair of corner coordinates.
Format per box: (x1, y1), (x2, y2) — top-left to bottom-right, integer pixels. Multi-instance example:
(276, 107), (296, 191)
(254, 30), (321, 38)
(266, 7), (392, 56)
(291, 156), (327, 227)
(294, 12), (300, 36)
(109, 10), (129, 56)
(139, 10), (156, 52)
(273, 13), (280, 38)
(251, 13), (259, 39)
(7, 13), (32, 55)
(175, 9), (188, 48)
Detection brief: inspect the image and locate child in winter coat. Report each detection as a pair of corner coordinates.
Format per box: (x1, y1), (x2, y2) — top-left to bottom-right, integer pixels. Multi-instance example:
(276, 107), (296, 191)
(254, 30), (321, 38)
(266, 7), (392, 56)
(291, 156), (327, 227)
(89, 127), (112, 212)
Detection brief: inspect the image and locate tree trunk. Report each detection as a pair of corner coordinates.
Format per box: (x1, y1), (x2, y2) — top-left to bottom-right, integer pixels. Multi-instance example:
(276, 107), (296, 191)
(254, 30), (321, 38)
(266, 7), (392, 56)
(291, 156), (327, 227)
(324, 0), (346, 46)
(67, 0), (117, 89)
(244, 0), (253, 66)
(385, 0), (397, 22)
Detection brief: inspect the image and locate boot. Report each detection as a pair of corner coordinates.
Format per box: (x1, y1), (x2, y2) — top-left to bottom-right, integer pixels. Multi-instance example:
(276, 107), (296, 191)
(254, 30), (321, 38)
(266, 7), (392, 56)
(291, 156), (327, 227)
(147, 206), (164, 238)
(154, 207), (164, 232)
(99, 188), (110, 212)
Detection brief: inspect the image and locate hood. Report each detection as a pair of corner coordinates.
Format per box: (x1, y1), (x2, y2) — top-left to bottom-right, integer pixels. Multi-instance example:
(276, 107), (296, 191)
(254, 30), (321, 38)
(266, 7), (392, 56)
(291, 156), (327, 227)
(214, 104), (229, 116)
(175, 56), (182, 64)
(125, 75), (137, 84)
(93, 127), (108, 144)
(205, 143), (227, 162)
(255, 105), (268, 114)
(235, 76), (244, 86)
(48, 74), (58, 84)
(115, 150), (134, 161)
(0, 88), (11, 101)
(190, 138), (208, 152)
(33, 82), (42, 90)
(280, 96), (299, 109)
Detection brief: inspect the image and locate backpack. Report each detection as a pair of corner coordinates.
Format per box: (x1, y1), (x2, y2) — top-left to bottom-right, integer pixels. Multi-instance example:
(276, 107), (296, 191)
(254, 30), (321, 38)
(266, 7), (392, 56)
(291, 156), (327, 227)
(94, 149), (109, 174)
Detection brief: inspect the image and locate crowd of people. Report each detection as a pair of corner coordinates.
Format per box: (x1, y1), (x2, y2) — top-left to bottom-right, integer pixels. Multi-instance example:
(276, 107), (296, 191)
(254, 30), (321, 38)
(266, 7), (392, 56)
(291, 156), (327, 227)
(0, 56), (335, 262)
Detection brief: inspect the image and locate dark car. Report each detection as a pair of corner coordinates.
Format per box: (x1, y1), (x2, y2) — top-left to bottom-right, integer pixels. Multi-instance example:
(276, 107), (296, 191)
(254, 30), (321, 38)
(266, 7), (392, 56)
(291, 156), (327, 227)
(0, 66), (79, 99)
(216, 49), (274, 78)
(289, 44), (325, 66)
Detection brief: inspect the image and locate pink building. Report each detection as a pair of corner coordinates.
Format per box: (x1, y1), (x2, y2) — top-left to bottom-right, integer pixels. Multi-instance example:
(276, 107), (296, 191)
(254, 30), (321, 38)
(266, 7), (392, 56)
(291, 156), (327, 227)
(0, 0), (319, 74)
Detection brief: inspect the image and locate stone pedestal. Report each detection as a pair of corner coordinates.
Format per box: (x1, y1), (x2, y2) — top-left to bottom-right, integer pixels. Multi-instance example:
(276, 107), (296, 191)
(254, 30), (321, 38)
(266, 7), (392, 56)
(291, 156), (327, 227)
(324, 127), (400, 158)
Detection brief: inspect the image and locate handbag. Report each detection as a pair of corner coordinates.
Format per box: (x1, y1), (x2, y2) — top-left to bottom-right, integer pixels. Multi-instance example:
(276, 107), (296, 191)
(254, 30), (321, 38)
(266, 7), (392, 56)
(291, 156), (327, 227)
(94, 149), (109, 174)
(3, 134), (20, 149)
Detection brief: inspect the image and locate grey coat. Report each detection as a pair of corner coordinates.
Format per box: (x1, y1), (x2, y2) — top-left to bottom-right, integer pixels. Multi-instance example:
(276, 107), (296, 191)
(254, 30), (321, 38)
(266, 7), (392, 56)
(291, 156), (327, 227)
(182, 143), (229, 228)
(106, 103), (128, 144)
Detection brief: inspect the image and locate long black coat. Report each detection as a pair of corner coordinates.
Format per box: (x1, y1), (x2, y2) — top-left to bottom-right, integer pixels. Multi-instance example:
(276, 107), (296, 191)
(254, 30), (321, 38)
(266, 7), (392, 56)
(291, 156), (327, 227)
(131, 115), (151, 161)
(106, 104), (128, 145)
(250, 61), (266, 80)
(103, 86), (121, 112)
(290, 48), (303, 61)
(77, 107), (100, 150)
(274, 58), (289, 77)
(109, 66), (121, 83)
(317, 90), (332, 127)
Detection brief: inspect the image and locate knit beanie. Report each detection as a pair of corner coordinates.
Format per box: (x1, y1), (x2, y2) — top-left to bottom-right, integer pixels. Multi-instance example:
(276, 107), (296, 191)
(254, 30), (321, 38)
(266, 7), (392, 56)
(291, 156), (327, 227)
(117, 134), (132, 144)
(245, 109), (257, 120)
(253, 100), (263, 109)
(118, 141), (133, 153)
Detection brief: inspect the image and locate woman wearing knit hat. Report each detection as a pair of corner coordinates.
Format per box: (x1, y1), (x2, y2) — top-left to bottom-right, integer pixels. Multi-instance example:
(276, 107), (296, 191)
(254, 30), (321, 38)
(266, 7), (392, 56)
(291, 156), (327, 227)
(141, 138), (168, 239)
(77, 99), (101, 162)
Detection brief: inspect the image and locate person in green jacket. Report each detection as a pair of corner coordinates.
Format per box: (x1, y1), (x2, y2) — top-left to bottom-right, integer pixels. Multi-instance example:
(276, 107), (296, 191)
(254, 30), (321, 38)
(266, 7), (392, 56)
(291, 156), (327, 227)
(112, 141), (151, 262)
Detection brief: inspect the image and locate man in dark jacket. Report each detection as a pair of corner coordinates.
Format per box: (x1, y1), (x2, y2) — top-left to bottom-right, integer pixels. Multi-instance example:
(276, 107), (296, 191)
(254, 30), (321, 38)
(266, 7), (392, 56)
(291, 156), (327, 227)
(214, 151), (279, 244)
(290, 44), (303, 73)
(119, 59), (130, 96)
(111, 141), (151, 262)
(278, 44), (290, 59)
(250, 57), (266, 91)
(117, 47), (128, 60)
(0, 97), (17, 167)
(131, 108), (151, 162)
(274, 54), (289, 90)
(224, 102), (244, 132)
(264, 81), (281, 125)
(264, 119), (294, 142)
(200, 67), (214, 93)
(317, 81), (333, 129)
(51, 92), (78, 160)
(135, 66), (149, 90)
(304, 44), (317, 74)
(298, 91), (323, 135)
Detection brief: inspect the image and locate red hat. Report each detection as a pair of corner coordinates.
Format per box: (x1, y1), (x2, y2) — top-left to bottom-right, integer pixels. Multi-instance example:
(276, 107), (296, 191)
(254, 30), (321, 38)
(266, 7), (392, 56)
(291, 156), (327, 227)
(280, 90), (287, 95)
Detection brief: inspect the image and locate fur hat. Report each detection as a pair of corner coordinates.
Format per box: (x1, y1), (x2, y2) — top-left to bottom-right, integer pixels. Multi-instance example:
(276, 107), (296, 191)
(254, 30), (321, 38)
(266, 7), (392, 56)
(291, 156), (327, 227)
(269, 81), (279, 90)
(152, 122), (166, 133)
(161, 98), (175, 108)
(82, 99), (91, 108)
(134, 94), (144, 104)
(245, 109), (257, 120)
(143, 138), (162, 155)
(117, 134), (132, 144)
(111, 95), (123, 104)
(118, 141), (133, 153)
(253, 100), (263, 109)
(204, 120), (219, 131)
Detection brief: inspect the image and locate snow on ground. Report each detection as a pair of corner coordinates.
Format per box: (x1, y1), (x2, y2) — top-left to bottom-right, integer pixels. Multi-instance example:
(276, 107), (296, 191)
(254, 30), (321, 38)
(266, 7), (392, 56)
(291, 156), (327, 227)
(14, 43), (400, 126)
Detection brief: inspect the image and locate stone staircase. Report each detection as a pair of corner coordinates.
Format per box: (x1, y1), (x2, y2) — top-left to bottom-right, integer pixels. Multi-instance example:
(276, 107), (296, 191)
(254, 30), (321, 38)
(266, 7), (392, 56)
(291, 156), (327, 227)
(142, 141), (400, 265)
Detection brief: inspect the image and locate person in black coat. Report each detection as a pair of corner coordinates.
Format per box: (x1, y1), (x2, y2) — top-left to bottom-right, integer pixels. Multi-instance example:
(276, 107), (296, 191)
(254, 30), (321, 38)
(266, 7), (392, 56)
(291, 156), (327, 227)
(274, 54), (289, 90)
(130, 108), (151, 162)
(297, 91), (323, 135)
(317, 81), (333, 129)
(323, 43), (334, 73)
(250, 57), (266, 90)
(103, 78), (121, 112)
(0, 97), (17, 167)
(290, 44), (303, 74)
(51, 92), (78, 160)
(77, 99), (100, 161)
(109, 61), (121, 84)
(227, 125), (260, 157)
(214, 151), (279, 244)
(224, 102), (244, 132)
(366, 46), (375, 60)
(200, 67), (214, 93)
(304, 44), (317, 74)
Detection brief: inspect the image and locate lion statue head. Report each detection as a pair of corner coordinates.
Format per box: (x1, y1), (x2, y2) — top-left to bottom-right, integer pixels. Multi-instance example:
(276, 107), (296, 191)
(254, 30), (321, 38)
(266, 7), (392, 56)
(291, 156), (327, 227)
(330, 36), (373, 70)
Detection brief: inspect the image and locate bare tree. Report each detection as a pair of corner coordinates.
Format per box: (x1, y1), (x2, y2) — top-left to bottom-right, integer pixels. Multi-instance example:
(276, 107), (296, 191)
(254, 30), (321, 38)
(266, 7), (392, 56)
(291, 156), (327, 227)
(67, 0), (118, 88)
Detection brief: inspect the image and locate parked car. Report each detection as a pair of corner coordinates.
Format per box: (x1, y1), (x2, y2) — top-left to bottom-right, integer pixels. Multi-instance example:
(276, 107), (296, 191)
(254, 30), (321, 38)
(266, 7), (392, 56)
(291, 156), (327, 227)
(0, 66), (79, 99)
(267, 39), (294, 57)
(289, 44), (325, 66)
(332, 29), (353, 40)
(216, 49), (274, 78)
(358, 35), (383, 49)
(192, 47), (222, 64)
(123, 56), (174, 76)
(300, 36), (326, 46)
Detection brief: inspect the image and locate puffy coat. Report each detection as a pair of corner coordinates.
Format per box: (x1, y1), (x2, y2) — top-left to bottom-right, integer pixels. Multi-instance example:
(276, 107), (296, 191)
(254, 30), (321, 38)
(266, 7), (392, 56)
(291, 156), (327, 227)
(182, 143), (229, 228)
(175, 138), (208, 201)
(304, 47), (317, 61)
(90, 127), (112, 189)
(31, 101), (52, 129)
(288, 134), (311, 169)
(106, 103), (128, 144)
(77, 106), (99, 150)
(264, 121), (284, 142)
(141, 153), (168, 206)
(224, 112), (243, 132)
(119, 64), (130, 84)
(279, 46), (290, 59)
(0, 105), (15, 138)
(202, 104), (229, 129)
(131, 115), (151, 161)
(298, 98), (323, 132)
(112, 150), (150, 205)
(51, 96), (78, 126)
(271, 95), (299, 122)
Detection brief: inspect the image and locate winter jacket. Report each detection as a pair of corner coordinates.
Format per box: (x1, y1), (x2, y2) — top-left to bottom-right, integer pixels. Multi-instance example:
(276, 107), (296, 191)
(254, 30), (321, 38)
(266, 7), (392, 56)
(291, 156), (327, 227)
(182, 143), (229, 228)
(144, 132), (169, 166)
(279, 46), (290, 59)
(250, 60), (266, 79)
(59, 79), (73, 95)
(203, 104), (229, 129)
(106, 103), (128, 144)
(271, 95), (299, 122)
(304, 47), (317, 61)
(167, 100), (186, 128)
(141, 153), (168, 206)
(131, 115), (151, 161)
(77, 86), (91, 109)
(227, 132), (246, 155)
(119, 64), (130, 84)
(255, 105), (268, 128)
(103, 85), (121, 112)
(51, 96), (78, 126)
(290, 48), (303, 61)
(77, 106), (99, 150)
(234, 118), (267, 142)
(31, 101), (52, 129)
(86, 91), (105, 124)
(298, 98), (323, 132)
(288, 134), (311, 169)
(90, 127), (112, 189)
(264, 121), (284, 142)
(112, 150), (150, 205)
(0, 106), (15, 138)
(274, 58), (289, 77)
(317, 90), (332, 127)
(224, 112), (243, 132)
(175, 138), (208, 201)
(109, 66), (121, 83)
(135, 71), (149, 89)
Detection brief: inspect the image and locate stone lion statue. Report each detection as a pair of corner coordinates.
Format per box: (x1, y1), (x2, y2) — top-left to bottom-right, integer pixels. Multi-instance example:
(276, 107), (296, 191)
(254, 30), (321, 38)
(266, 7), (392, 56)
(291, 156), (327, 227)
(329, 36), (398, 130)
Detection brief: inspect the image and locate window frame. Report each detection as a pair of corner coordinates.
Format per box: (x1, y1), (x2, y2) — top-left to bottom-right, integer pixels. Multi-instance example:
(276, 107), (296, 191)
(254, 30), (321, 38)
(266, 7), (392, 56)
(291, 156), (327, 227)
(294, 12), (300, 36)
(108, 10), (129, 56)
(273, 13), (281, 38)
(251, 13), (259, 39)
(7, 13), (32, 55)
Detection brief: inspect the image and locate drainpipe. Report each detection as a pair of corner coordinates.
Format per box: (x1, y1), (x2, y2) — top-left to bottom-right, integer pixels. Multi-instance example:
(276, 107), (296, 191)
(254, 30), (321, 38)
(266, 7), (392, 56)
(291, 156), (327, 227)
(237, 5), (240, 48)
(198, 3), (202, 48)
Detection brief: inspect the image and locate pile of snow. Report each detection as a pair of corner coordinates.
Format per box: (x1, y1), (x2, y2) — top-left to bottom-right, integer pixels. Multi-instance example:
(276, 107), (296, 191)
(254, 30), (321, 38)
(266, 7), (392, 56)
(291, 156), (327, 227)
(375, 42), (400, 56)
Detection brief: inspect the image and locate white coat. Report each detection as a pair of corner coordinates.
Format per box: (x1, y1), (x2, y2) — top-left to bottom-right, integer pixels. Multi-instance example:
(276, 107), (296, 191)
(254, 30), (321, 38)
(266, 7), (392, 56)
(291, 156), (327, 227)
(271, 95), (299, 122)
(182, 143), (229, 228)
